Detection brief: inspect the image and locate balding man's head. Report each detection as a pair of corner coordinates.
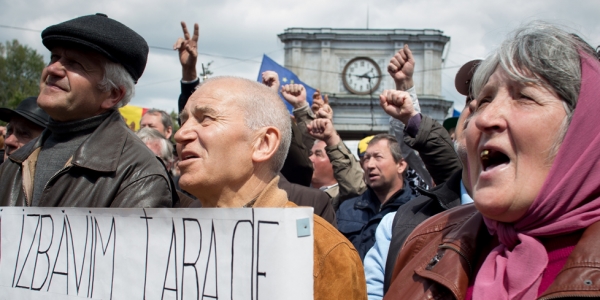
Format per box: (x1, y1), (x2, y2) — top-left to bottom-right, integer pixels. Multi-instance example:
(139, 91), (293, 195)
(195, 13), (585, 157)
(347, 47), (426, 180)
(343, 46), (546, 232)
(175, 76), (291, 205)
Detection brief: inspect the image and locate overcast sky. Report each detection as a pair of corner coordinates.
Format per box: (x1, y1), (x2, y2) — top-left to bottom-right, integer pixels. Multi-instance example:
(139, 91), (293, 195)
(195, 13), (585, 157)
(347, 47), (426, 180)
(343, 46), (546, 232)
(1, 0), (598, 115)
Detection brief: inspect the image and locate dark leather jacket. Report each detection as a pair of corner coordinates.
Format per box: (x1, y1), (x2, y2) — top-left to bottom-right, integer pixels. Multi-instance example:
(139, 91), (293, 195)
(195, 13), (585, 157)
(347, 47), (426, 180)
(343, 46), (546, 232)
(403, 114), (461, 186)
(385, 204), (600, 300)
(0, 110), (174, 207)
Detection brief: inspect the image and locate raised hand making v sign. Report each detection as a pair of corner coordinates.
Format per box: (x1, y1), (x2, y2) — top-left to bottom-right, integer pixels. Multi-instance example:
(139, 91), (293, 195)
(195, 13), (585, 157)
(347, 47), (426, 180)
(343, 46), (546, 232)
(173, 21), (199, 81)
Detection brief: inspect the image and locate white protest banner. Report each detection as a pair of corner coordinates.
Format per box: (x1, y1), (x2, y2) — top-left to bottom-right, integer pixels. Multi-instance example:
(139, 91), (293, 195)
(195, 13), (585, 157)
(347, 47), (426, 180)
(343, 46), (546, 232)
(0, 207), (314, 300)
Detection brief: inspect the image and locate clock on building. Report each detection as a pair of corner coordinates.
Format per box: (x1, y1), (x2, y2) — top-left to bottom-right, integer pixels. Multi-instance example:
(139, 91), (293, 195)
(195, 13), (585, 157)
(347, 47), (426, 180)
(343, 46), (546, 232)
(342, 57), (382, 95)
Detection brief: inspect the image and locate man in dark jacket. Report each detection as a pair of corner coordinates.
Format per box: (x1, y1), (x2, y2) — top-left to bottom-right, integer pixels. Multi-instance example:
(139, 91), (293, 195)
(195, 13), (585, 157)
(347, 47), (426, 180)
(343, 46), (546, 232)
(0, 14), (175, 207)
(336, 133), (417, 260)
(0, 96), (49, 162)
(381, 59), (481, 293)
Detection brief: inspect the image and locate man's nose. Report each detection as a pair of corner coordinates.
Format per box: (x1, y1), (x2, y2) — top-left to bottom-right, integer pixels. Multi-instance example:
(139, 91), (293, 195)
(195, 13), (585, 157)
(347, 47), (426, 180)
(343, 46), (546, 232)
(45, 59), (67, 78)
(4, 132), (19, 150)
(174, 121), (196, 147)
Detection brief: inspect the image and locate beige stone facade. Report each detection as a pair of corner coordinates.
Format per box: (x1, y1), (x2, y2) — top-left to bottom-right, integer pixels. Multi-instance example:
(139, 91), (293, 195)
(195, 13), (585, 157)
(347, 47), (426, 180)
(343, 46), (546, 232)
(278, 28), (452, 138)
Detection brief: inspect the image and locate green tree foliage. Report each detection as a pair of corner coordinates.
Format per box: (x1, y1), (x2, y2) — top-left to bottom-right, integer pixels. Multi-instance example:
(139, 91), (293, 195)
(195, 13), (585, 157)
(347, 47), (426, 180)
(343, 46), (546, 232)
(170, 110), (180, 136)
(0, 39), (46, 109)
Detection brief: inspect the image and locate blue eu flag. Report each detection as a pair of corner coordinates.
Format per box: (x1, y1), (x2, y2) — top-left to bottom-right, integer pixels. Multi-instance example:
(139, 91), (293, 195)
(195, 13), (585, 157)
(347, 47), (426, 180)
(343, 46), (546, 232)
(257, 55), (316, 113)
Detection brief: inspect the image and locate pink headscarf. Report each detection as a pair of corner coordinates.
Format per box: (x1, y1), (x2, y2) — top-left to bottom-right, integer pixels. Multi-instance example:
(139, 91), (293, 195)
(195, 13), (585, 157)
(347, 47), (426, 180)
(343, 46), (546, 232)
(473, 52), (600, 299)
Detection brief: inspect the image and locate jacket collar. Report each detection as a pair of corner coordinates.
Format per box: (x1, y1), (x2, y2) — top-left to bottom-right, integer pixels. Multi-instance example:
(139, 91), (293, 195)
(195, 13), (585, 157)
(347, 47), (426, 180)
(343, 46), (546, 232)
(252, 176), (289, 208)
(355, 179), (415, 211)
(9, 133), (42, 164)
(9, 110), (128, 172)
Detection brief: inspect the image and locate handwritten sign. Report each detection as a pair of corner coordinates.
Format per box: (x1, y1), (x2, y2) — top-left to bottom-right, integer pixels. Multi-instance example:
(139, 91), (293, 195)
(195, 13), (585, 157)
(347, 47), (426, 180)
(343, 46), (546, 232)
(0, 207), (314, 300)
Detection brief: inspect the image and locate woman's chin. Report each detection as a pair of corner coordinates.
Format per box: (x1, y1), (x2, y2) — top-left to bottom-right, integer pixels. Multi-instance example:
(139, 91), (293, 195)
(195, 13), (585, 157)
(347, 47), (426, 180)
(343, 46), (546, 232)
(473, 195), (525, 223)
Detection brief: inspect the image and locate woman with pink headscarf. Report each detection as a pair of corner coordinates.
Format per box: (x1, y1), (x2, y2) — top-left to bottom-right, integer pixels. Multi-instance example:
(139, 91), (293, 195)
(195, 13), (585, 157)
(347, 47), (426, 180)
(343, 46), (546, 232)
(384, 21), (600, 300)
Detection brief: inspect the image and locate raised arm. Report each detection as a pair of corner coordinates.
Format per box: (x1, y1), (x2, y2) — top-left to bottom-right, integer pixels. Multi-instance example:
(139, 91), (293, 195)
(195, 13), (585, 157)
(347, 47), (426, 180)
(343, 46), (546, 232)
(261, 70), (280, 93)
(312, 92), (333, 120)
(282, 83), (316, 153)
(174, 21), (198, 81)
(174, 21), (199, 114)
(379, 89), (460, 185)
(307, 118), (366, 210)
(388, 44), (415, 91)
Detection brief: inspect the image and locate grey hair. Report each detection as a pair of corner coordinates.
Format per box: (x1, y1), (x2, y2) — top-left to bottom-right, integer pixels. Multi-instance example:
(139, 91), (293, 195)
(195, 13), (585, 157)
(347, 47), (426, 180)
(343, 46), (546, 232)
(136, 127), (173, 163)
(98, 61), (135, 108)
(144, 109), (173, 132)
(471, 21), (596, 160)
(472, 21), (596, 115)
(313, 139), (326, 146)
(368, 133), (403, 163)
(201, 76), (292, 175)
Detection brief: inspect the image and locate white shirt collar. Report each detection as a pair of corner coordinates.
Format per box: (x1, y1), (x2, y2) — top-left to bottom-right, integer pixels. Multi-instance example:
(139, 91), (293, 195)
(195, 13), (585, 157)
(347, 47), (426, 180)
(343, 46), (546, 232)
(460, 180), (473, 205)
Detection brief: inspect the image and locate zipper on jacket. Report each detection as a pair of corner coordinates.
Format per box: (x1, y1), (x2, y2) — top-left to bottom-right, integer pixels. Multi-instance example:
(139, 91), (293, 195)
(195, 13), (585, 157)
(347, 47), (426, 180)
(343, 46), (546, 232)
(438, 244), (473, 275)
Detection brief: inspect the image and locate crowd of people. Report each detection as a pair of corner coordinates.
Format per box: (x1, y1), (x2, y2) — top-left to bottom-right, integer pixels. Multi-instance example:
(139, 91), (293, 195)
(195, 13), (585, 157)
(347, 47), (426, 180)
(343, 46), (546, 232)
(1, 13), (599, 300)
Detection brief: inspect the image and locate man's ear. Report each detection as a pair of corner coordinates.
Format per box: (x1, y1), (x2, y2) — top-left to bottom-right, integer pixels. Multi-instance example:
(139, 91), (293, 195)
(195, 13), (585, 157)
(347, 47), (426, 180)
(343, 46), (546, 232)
(101, 86), (126, 110)
(251, 126), (281, 164)
(396, 159), (408, 175)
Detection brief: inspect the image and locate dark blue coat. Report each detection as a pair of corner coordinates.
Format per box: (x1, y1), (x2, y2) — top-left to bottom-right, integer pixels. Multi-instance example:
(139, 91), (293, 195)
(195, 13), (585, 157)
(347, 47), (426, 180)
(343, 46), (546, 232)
(336, 179), (417, 260)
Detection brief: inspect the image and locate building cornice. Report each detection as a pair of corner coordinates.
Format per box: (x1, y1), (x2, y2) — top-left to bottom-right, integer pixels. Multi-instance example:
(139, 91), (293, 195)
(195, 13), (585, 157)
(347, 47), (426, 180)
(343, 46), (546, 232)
(278, 28), (450, 44)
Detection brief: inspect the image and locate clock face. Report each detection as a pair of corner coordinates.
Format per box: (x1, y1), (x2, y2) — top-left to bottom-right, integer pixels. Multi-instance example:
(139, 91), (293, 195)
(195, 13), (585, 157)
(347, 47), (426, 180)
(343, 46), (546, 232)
(342, 57), (382, 95)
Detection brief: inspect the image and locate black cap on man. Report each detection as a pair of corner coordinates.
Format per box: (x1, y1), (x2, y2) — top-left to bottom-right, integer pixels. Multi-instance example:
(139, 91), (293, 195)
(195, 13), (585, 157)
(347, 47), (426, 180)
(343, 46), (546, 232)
(0, 96), (49, 161)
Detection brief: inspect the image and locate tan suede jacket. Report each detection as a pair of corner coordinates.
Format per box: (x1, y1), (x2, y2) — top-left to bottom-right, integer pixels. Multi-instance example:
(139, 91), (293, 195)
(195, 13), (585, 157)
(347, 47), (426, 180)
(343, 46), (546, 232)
(254, 177), (367, 300)
(384, 204), (600, 300)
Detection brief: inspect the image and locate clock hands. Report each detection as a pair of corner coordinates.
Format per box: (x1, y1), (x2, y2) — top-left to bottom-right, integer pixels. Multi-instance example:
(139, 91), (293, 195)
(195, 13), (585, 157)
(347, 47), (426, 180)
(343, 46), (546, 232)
(353, 68), (380, 79)
(358, 69), (372, 79)
(342, 57), (382, 96)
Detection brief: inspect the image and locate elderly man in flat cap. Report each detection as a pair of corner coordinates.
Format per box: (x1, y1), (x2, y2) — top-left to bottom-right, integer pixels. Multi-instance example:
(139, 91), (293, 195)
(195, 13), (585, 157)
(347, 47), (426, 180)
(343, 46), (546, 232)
(0, 96), (49, 162)
(0, 13), (175, 207)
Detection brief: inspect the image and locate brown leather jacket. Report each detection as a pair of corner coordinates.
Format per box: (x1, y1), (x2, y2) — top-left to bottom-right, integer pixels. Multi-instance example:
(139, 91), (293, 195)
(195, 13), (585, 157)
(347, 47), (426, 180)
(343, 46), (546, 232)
(0, 110), (175, 207)
(385, 204), (600, 300)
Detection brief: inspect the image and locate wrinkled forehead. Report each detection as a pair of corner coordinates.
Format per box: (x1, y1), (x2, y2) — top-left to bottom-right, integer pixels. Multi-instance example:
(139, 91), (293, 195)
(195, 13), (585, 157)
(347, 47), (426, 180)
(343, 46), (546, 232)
(475, 67), (517, 99)
(181, 80), (244, 118)
(366, 139), (390, 154)
(198, 79), (245, 103)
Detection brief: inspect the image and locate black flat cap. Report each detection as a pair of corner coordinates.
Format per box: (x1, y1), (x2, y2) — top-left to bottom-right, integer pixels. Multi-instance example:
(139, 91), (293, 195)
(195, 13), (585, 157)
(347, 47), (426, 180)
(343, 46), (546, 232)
(0, 97), (49, 128)
(41, 13), (149, 83)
